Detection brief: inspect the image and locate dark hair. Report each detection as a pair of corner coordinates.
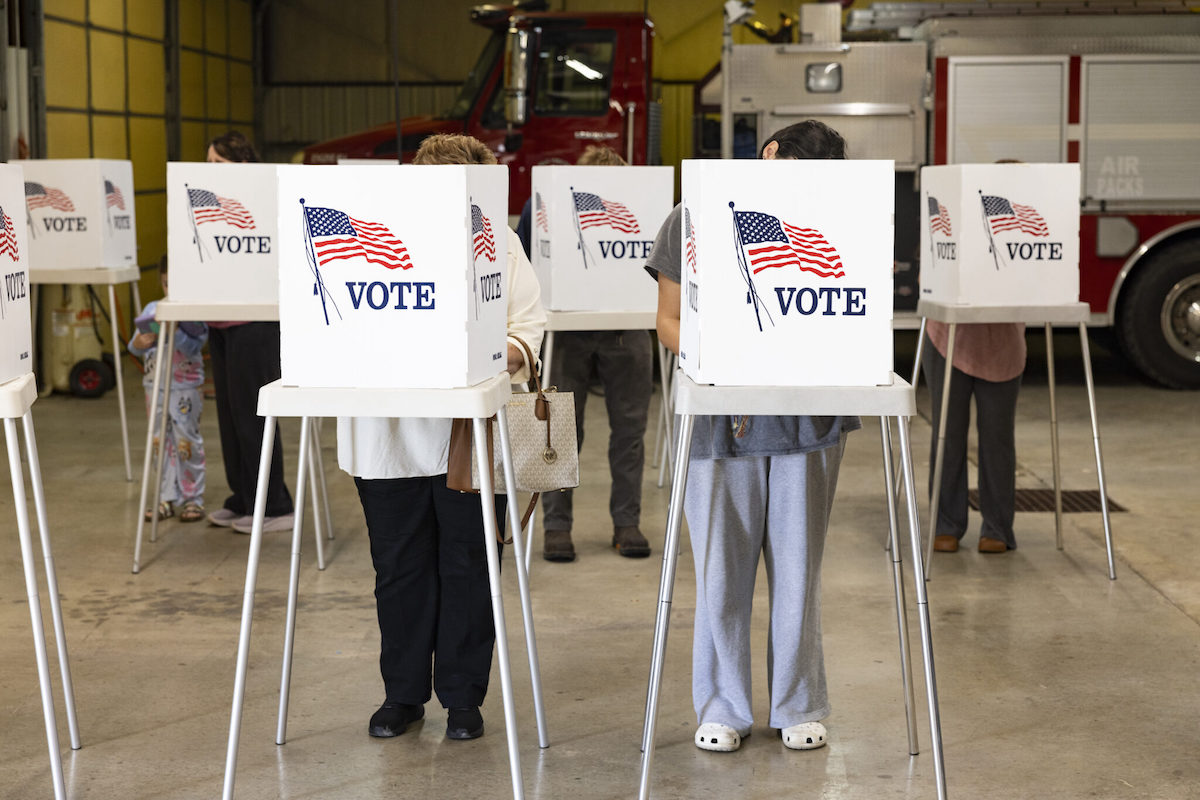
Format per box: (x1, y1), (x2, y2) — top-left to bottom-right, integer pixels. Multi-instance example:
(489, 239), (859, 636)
(761, 120), (846, 160)
(208, 130), (260, 163)
(158, 254), (168, 276)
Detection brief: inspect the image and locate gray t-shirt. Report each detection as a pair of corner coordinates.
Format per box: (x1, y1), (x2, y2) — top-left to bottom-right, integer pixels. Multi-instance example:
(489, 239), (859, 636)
(645, 204), (860, 460)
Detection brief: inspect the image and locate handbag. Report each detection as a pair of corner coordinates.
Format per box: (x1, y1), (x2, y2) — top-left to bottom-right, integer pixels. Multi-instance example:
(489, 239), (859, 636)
(446, 336), (580, 529)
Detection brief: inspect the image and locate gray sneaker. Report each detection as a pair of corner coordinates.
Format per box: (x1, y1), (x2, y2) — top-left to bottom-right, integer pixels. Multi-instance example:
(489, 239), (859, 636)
(231, 514), (294, 534)
(207, 508), (242, 527)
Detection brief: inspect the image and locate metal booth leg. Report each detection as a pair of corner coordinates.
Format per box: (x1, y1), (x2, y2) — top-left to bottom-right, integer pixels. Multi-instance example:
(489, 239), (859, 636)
(897, 417), (949, 800)
(496, 404), (550, 748)
(879, 417), (919, 756)
(222, 416), (279, 800)
(108, 283), (133, 481)
(925, 322), (957, 579)
(305, 420), (326, 572)
(23, 411), (82, 750)
(149, 322), (178, 545)
(638, 413), (695, 800)
(277, 417), (314, 745)
(656, 349), (676, 489)
(1045, 324), (1064, 549)
(1078, 324), (1117, 580)
(133, 320), (174, 573)
(472, 416), (525, 800)
(312, 419), (335, 540)
(5, 418), (67, 800)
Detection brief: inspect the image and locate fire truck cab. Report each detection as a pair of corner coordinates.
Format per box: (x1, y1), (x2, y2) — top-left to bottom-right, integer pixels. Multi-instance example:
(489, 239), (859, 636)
(301, 0), (657, 218)
(705, 2), (1200, 388)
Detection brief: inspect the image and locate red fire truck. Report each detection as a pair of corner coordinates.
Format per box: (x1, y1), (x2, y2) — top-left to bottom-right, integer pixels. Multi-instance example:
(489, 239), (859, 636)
(702, 1), (1200, 388)
(301, 0), (658, 219)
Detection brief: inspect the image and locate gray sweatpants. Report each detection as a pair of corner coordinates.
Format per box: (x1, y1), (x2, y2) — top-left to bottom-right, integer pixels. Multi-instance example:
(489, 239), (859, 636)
(683, 438), (845, 734)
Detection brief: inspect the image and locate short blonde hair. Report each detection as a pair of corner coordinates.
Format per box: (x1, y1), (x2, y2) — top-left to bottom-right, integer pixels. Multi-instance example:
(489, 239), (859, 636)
(577, 145), (627, 167)
(412, 134), (498, 166)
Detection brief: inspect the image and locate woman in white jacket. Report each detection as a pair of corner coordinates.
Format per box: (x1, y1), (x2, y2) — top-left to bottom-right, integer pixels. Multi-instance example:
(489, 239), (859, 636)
(337, 134), (545, 743)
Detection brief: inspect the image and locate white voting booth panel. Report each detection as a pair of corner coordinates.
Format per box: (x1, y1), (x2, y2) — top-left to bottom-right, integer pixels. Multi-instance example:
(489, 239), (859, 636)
(531, 165), (671, 312)
(1, 164), (33, 384)
(19, 159), (137, 269)
(680, 159), (894, 386)
(167, 163), (279, 304)
(276, 164), (508, 389)
(919, 163), (1080, 306)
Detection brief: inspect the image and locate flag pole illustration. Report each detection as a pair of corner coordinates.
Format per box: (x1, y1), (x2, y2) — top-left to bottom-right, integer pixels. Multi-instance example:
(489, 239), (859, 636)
(728, 201), (772, 332)
(569, 186), (598, 270)
(26, 204), (34, 240)
(298, 199), (341, 326)
(978, 190), (1003, 271)
(470, 200), (480, 322)
(183, 183), (212, 262)
(925, 193), (937, 268)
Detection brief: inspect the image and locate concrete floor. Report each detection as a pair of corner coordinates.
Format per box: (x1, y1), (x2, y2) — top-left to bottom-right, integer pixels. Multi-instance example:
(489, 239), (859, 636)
(1, 330), (1198, 800)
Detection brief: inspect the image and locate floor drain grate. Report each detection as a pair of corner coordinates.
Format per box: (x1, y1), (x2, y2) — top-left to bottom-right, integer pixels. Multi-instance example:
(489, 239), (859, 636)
(968, 488), (1126, 513)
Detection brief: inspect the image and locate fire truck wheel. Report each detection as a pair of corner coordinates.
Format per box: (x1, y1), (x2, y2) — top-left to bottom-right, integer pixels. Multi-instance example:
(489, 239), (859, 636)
(68, 359), (114, 398)
(1118, 238), (1200, 390)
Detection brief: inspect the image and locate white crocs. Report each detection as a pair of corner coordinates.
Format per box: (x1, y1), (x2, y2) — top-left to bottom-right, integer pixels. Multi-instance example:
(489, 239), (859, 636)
(781, 721), (827, 750)
(694, 722), (742, 752)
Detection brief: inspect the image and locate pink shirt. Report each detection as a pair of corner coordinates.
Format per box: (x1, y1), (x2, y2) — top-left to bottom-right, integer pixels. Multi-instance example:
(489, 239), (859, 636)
(927, 320), (1026, 383)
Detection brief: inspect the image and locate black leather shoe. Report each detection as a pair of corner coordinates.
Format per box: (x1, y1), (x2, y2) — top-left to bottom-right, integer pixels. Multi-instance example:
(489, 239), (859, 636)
(368, 701), (424, 738)
(446, 706), (484, 740)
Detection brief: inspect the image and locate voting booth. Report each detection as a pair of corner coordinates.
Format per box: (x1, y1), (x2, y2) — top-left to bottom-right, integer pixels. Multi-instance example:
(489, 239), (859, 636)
(167, 163), (279, 304)
(276, 164), (509, 389)
(679, 159), (894, 387)
(1, 164), (32, 384)
(19, 159), (136, 269)
(531, 165), (672, 312)
(919, 163), (1081, 306)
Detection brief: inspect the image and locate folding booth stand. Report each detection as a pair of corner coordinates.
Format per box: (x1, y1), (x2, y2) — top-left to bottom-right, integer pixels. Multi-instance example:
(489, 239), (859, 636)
(30, 265), (142, 481)
(638, 371), (947, 800)
(221, 375), (548, 800)
(912, 300), (1116, 580)
(2, 372), (82, 800)
(131, 301), (334, 574)
(524, 309), (666, 569)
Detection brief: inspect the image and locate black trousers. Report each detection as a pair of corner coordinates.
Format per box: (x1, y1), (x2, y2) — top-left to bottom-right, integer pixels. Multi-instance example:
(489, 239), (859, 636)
(922, 339), (1021, 548)
(355, 474), (506, 708)
(208, 323), (293, 517)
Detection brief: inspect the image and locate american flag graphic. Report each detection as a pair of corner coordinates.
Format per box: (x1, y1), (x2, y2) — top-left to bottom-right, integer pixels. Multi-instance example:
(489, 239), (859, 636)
(928, 196), (952, 237)
(104, 179), (125, 210)
(572, 191), (640, 234)
(535, 192), (549, 233)
(188, 188), (256, 229)
(733, 209), (844, 278)
(981, 195), (1049, 237)
(25, 182), (75, 213)
(684, 207), (697, 273)
(303, 206), (413, 270)
(0, 208), (18, 261)
(471, 204), (496, 262)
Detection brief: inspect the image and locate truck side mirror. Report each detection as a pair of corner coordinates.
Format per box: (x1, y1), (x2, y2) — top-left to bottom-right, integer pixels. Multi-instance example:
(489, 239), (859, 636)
(504, 25), (531, 127)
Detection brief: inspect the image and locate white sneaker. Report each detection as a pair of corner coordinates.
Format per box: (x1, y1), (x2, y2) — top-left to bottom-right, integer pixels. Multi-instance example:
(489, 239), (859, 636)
(207, 508), (242, 527)
(781, 721), (827, 750)
(695, 722), (742, 752)
(231, 514), (294, 534)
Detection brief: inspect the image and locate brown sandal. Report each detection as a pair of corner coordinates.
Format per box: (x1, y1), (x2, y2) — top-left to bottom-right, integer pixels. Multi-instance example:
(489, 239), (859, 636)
(180, 502), (205, 523)
(144, 501), (174, 522)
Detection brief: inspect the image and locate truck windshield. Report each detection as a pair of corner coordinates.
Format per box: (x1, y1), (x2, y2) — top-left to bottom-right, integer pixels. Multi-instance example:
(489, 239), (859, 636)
(443, 31), (505, 120)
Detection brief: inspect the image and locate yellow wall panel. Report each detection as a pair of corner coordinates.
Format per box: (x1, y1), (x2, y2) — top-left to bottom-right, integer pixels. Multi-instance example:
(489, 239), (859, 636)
(206, 0), (229, 55)
(135, 192), (167, 272)
(44, 21), (89, 109)
(180, 51), (206, 118)
(230, 63), (253, 124)
(91, 116), (128, 158)
(89, 30), (127, 112)
(89, 0), (125, 30)
(46, 112), (91, 157)
(130, 118), (168, 191)
(206, 57), (229, 118)
(182, 122), (209, 162)
(229, 1), (253, 61)
(128, 39), (166, 115)
(127, 0), (166, 40)
(181, 0), (206, 49)
(44, 0), (86, 22)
